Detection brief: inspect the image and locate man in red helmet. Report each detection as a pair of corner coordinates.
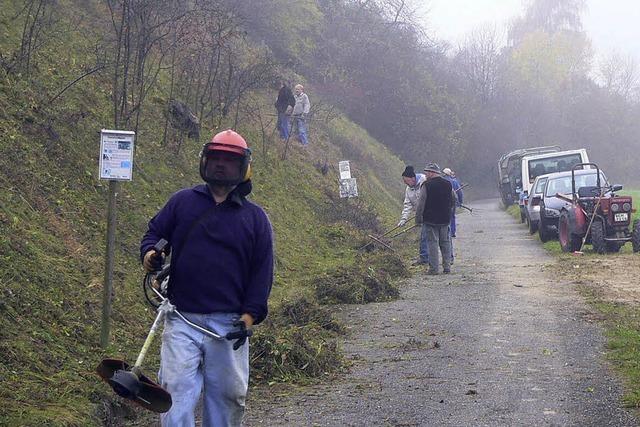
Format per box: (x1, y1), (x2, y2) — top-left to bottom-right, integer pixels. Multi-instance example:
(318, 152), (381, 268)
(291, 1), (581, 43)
(140, 129), (274, 426)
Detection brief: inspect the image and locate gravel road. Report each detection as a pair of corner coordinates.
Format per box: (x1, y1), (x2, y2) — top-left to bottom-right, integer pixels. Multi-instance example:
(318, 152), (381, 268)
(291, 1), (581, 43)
(244, 200), (638, 426)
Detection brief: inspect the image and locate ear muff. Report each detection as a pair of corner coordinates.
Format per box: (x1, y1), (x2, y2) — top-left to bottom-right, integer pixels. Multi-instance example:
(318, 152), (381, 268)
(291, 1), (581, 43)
(242, 147), (252, 182)
(243, 163), (252, 182)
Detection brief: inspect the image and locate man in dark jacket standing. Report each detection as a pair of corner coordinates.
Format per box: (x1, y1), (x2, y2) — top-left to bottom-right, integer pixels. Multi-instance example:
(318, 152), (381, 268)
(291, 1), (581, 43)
(415, 163), (456, 275)
(274, 80), (296, 140)
(140, 129), (274, 426)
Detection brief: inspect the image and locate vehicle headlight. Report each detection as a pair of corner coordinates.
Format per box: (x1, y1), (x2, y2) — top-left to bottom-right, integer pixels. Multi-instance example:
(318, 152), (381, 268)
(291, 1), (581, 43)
(623, 202), (632, 212)
(544, 208), (560, 217)
(611, 203), (620, 212)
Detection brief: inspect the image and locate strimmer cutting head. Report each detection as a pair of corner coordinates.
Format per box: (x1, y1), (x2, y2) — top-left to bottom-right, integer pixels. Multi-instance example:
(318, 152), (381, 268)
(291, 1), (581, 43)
(97, 358), (172, 413)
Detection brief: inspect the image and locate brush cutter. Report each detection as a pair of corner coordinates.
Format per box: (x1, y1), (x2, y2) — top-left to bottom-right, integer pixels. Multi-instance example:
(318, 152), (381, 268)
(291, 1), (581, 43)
(96, 239), (174, 413)
(96, 239), (252, 413)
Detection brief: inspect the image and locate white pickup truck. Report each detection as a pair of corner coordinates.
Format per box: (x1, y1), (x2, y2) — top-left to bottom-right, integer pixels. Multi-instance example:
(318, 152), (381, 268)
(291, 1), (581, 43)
(517, 148), (590, 223)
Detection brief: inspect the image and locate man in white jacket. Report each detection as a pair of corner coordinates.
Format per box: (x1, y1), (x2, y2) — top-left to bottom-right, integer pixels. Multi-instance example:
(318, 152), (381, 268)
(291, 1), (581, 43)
(292, 84), (311, 145)
(398, 166), (428, 265)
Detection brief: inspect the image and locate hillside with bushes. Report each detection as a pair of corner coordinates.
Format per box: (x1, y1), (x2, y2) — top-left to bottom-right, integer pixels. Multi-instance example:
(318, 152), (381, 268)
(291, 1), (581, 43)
(0, 1), (412, 425)
(2, 0), (640, 425)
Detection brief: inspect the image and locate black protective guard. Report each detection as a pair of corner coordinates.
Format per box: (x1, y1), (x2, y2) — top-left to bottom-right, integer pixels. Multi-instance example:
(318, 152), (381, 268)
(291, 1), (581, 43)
(97, 358), (172, 413)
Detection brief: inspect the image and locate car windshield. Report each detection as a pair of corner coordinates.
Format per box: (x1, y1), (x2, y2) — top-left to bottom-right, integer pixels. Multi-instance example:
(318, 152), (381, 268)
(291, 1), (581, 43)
(545, 173), (607, 197)
(533, 177), (548, 195)
(528, 153), (583, 181)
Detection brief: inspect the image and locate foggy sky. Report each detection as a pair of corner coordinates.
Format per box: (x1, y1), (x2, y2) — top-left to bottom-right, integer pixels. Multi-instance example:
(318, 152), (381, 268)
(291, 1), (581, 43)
(420, 0), (640, 61)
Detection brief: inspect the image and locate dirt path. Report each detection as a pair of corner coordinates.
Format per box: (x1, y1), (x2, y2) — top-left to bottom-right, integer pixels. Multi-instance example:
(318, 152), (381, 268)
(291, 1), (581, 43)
(244, 200), (638, 426)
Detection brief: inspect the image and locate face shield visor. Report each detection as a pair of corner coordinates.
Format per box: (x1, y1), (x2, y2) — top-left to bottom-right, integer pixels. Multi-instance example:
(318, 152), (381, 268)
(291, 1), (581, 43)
(199, 143), (251, 186)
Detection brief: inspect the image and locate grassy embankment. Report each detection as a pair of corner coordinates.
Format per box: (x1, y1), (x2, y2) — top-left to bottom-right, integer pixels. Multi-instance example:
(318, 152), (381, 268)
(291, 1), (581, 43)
(0, 2), (416, 425)
(583, 189), (640, 408)
(505, 191), (640, 408)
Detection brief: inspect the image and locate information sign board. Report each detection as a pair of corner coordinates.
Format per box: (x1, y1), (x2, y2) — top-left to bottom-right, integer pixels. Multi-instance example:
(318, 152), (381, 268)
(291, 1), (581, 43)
(99, 129), (135, 181)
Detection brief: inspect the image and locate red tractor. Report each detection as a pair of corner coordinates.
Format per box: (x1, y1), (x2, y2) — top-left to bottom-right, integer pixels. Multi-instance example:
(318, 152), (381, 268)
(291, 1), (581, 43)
(557, 163), (640, 254)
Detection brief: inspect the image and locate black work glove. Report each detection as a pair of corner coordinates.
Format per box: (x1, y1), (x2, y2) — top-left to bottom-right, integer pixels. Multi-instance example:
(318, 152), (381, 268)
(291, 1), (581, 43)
(225, 320), (253, 350)
(151, 253), (164, 271)
(143, 250), (164, 272)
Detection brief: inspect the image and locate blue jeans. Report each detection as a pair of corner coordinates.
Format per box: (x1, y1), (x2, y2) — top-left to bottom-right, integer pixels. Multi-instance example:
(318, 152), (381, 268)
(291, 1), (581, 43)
(450, 213), (457, 236)
(423, 224), (452, 272)
(419, 224), (429, 262)
(293, 117), (308, 145)
(159, 312), (249, 427)
(277, 111), (290, 140)
(450, 234), (455, 261)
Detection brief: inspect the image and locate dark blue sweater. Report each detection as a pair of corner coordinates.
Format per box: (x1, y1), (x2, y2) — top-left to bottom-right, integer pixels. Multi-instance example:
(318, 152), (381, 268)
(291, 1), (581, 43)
(140, 184), (274, 324)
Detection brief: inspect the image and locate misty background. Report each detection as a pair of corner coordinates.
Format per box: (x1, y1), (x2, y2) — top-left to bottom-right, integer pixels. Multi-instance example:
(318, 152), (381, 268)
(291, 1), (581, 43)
(4, 0), (638, 192)
(422, 0), (640, 62)
(2, 1), (640, 423)
(412, 0), (640, 193)
(240, 0), (640, 196)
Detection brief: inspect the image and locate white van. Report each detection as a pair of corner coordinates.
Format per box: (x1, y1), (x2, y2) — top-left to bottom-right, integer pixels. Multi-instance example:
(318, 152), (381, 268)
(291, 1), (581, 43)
(517, 148), (590, 219)
(521, 149), (590, 195)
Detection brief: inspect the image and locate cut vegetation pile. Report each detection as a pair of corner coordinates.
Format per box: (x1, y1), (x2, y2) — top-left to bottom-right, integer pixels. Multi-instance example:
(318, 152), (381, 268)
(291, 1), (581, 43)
(250, 296), (344, 383)
(314, 252), (408, 305)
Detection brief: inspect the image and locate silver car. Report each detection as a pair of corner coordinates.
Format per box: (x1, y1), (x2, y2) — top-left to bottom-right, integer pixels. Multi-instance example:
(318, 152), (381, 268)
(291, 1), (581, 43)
(535, 169), (609, 242)
(525, 174), (549, 234)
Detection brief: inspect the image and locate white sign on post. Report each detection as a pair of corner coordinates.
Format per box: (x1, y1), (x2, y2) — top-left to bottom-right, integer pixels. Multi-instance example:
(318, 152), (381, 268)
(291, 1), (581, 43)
(339, 160), (352, 180)
(99, 129), (135, 181)
(338, 160), (358, 198)
(339, 178), (358, 198)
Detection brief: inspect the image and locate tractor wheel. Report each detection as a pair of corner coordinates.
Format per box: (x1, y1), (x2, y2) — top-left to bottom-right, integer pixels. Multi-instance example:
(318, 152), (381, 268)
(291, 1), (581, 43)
(527, 215), (538, 235)
(538, 216), (553, 243)
(559, 212), (581, 252)
(632, 220), (640, 253)
(591, 221), (607, 254)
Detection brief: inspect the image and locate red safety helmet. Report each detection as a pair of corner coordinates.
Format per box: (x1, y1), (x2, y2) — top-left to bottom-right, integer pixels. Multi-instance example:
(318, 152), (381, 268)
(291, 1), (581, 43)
(199, 129), (252, 186)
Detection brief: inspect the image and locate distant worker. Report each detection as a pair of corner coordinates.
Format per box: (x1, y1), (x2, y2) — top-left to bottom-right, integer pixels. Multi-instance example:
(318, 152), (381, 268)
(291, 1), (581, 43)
(274, 80), (295, 140)
(443, 167), (463, 264)
(442, 168), (463, 237)
(416, 163), (456, 275)
(397, 166), (428, 265)
(292, 84), (311, 145)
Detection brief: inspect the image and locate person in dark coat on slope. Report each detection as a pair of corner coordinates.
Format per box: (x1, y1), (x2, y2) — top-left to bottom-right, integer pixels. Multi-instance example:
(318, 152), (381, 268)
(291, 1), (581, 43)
(274, 80), (296, 140)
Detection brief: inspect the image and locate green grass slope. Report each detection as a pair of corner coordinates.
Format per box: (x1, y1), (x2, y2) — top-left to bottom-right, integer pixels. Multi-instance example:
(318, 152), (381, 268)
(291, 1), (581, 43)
(0, 2), (408, 425)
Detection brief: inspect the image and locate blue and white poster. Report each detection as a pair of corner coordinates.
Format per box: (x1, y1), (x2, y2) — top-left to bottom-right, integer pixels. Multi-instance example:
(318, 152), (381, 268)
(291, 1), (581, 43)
(99, 129), (135, 181)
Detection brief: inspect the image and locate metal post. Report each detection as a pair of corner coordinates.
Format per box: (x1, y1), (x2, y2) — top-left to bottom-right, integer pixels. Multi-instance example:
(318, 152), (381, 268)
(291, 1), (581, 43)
(100, 180), (119, 348)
